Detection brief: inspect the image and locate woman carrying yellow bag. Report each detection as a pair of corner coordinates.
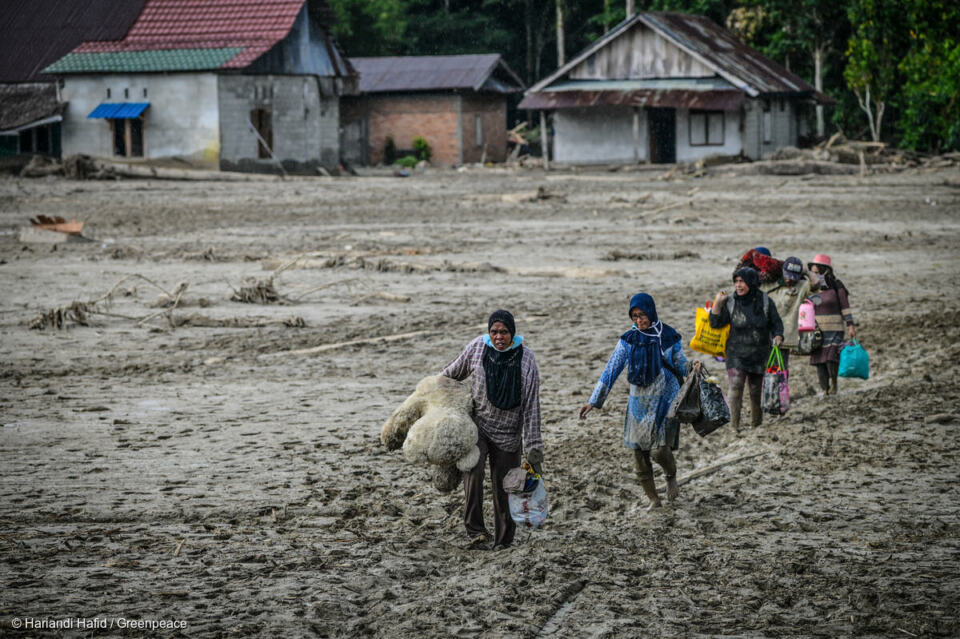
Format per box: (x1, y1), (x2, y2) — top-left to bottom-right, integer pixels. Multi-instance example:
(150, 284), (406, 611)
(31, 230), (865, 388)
(690, 303), (730, 357)
(709, 267), (784, 432)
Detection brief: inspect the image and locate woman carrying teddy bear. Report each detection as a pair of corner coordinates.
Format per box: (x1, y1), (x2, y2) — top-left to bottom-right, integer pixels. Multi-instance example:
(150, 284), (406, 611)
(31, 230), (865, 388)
(441, 310), (544, 550)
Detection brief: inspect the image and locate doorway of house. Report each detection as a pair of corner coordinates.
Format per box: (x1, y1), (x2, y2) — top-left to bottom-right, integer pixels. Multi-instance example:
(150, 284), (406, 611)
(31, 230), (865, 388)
(647, 107), (676, 164)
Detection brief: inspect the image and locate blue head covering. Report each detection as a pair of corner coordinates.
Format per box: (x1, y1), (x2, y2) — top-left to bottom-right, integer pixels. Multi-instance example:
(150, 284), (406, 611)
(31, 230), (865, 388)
(753, 246), (771, 256)
(622, 293), (681, 386)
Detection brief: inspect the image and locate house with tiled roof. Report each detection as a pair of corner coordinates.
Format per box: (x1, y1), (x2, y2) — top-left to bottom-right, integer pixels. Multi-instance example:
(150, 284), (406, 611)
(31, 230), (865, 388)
(42, 0), (356, 172)
(0, 0), (149, 158)
(520, 12), (833, 165)
(340, 55), (524, 166)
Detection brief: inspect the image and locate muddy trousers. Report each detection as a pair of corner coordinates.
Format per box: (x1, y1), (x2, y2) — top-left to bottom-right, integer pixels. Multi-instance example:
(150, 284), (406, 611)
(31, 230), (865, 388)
(816, 361), (839, 394)
(633, 447), (677, 483)
(727, 368), (764, 429)
(463, 433), (521, 548)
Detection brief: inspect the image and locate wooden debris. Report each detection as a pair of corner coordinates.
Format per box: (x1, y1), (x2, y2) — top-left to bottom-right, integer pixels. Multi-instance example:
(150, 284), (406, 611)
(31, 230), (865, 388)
(29, 215), (84, 235)
(230, 278), (281, 304)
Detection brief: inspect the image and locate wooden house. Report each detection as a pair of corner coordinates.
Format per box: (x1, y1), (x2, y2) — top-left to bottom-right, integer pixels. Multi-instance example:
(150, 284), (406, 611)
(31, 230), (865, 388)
(520, 12), (833, 165)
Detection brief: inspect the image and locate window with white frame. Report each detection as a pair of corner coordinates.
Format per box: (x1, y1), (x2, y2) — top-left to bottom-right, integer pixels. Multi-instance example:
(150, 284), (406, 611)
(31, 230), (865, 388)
(689, 110), (725, 146)
(475, 114), (483, 148)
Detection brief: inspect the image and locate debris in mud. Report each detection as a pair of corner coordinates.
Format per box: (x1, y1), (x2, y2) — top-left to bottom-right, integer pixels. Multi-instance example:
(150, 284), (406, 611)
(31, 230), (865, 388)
(28, 301), (91, 330)
(170, 314), (305, 328)
(29, 275), (187, 330)
(230, 278), (281, 304)
(30, 215), (84, 235)
(603, 249), (701, 261)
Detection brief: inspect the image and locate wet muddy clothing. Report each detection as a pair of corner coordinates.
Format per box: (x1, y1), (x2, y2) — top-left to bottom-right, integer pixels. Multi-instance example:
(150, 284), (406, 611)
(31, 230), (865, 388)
(633, 446), (676, 483)
(588, 333), (689, 451)
(710, 290), (784, 375)
(809, 286), (854, 365)
(463, 432), (520, 547)
(768, 279), (817, 350)
(441, 335), (543, 454)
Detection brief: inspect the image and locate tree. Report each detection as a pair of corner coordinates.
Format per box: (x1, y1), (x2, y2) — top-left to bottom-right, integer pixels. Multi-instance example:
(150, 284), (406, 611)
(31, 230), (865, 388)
(897, 0), (960, 151)
(752, 0), (847, 138)
(843, 0), (903, 142)
(327, 0), (407, 56)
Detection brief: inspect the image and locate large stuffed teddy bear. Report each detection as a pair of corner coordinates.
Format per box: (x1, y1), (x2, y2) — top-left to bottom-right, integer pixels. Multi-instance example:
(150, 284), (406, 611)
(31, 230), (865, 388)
(381, 375), (480, 492)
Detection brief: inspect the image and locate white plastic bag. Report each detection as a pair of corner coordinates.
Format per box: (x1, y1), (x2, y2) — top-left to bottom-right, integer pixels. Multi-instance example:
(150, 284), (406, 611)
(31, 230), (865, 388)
(508, 478), (549, 529)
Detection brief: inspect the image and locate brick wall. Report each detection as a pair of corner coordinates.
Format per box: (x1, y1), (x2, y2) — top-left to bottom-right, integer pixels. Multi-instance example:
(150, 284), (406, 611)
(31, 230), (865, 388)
(356, 93), (461, 165)
(459, 94), (507, 163)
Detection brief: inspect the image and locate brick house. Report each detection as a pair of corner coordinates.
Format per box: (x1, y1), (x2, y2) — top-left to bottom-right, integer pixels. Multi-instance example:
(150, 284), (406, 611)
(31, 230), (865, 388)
(42, 0), (356, 173)
(341, 55), (524, 166)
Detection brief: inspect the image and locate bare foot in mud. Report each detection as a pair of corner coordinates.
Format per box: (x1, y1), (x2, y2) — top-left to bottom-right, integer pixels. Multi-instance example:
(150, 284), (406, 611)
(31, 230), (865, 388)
(666, 476), (679, 502)
(647, 499), (663, 512)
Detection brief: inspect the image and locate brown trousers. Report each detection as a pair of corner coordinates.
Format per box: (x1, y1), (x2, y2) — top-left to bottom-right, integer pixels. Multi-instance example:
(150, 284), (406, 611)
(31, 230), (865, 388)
(463, 433), (521, 547)
(633, 446), (677, 483)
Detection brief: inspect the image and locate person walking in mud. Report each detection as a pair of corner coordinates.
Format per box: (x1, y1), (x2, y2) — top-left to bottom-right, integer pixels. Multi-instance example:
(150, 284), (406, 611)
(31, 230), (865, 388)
(440, 310), (544, 550)
(767, 256), (820, 369)
(579, 293), (698, 511)
(710, 267), (784, 431)
(807, 254), (856, 395)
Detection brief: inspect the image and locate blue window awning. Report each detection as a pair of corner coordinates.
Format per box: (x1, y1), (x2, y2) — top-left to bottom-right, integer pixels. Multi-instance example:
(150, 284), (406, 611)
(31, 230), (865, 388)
(87, 103), (150, 119)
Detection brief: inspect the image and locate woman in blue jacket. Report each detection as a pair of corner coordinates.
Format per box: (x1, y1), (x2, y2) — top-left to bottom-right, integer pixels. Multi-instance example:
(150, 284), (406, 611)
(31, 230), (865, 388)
(579, 293), (699, 511)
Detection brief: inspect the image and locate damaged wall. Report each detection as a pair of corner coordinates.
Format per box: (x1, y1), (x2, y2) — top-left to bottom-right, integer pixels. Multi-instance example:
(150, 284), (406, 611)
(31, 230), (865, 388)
(218, 74), (340, 174)
(60, 73), (220, 168)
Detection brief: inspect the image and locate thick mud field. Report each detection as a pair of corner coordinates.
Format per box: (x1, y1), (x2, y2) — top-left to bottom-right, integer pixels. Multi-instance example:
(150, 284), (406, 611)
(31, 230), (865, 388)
(1, 166), (959, 637)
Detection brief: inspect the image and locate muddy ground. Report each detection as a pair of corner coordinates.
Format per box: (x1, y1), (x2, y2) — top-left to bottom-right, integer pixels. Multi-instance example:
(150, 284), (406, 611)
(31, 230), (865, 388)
(1, 164), (959, 638)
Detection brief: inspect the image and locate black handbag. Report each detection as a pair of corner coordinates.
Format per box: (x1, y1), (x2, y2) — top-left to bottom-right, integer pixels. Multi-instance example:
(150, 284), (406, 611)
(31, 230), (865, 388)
(797, 323), (823, 355)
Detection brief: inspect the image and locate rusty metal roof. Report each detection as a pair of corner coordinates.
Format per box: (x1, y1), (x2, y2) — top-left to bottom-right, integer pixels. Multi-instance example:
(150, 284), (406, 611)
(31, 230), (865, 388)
(349, 55), (525, 94)
(526, 11), (833, 105)
(518, 89), (743, 111)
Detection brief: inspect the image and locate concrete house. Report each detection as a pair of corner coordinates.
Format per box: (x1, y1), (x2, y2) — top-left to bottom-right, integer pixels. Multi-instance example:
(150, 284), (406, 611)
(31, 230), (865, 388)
(341, 55), (524, 166)
(519, 11), (832, 165)
(0, 0), (149, 158)
(43, 0), (356, 173)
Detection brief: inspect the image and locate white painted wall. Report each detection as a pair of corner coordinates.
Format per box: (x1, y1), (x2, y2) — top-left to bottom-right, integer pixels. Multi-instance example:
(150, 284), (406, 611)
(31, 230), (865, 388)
(675, 108), (742, 162)
(553, 106), (646, 164)
(60, 74), (220, 168)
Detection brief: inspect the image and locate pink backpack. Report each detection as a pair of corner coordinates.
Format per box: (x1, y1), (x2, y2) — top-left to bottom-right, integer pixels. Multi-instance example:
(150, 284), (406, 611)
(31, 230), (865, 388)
(798, 299), (816, 332)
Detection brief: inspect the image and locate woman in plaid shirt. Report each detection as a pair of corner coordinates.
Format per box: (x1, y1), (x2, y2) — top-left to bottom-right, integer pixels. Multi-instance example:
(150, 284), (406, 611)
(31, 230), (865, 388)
(441, 310), (544, 550)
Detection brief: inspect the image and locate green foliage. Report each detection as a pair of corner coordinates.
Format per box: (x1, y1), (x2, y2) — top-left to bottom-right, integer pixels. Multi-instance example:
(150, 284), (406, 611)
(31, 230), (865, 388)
(328, 0), (406, 55)
(395, 155), (419, 168)
(384, 136), (397, 165)
(412, 136), (432, 161)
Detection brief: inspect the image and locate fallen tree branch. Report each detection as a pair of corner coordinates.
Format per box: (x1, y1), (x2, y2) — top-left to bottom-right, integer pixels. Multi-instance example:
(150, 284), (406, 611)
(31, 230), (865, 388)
(658, 452), (769, 493)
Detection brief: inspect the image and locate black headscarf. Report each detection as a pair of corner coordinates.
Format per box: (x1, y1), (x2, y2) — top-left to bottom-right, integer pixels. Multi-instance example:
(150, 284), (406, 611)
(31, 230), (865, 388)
(483, 310), (523, 410)
(733, 267), (765, 314)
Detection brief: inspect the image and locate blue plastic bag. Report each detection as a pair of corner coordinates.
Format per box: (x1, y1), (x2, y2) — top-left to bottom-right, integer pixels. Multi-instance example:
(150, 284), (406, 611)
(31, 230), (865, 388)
(508, 478), (549, 529)
(838, 339), (869, 379)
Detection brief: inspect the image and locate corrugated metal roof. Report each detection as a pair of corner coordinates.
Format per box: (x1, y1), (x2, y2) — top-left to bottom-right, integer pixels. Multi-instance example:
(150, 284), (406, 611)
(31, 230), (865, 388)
(45, 48), (243, 74)
(349, 55), (524, 94)
(527, 11), (833, 104)
(0, 0), (150, 82)
(518, 88), (743, 110)
(0, 83), (65, 130)
(87, 102), (150, 118)
(642, 12), (828, 99)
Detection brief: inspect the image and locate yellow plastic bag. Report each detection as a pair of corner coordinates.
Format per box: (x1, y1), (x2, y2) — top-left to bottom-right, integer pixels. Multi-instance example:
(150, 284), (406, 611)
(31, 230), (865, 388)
(689, 306), (729, 357)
